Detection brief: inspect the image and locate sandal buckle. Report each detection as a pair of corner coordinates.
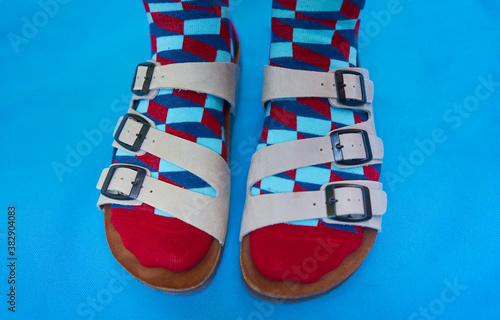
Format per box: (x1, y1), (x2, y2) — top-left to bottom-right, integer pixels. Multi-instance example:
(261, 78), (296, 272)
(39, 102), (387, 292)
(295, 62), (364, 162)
(131, 62), (156, 96)
(325, 184), (372, 222)
(114, 113), (150, 152)
(330, 129), (373, 166)
(334, 70), (366, 106)
(100, 165), (147, 200)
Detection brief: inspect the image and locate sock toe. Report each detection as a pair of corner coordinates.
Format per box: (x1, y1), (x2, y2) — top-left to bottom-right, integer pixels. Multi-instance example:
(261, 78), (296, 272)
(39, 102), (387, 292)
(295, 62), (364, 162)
(110, 206), (213, 272)
(249, 223), (364, 284)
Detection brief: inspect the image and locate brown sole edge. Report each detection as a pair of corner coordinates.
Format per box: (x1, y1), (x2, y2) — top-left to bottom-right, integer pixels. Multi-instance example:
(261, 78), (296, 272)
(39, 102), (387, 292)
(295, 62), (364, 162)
(138, 247), (223, 295)
(240, 228), (378, 302)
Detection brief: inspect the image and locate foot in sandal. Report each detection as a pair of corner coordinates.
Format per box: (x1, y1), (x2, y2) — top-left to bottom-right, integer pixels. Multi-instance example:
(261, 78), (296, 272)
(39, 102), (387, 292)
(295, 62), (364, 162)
(240, 0), (387, 302)
(96, 0), (240, 294)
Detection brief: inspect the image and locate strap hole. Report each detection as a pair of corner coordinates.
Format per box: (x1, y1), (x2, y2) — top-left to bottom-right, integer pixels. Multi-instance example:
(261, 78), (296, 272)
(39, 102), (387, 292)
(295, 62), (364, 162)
(120, 178), (124, 180)
(319, 148), (323, 152)
(150, 190), (153, 193)
(352, 144), (354, 147)
(348, 198), (351, 201)
(320, 83), (324, 86)
(161, 75), (165, 78)
(313, 203), (316, 206)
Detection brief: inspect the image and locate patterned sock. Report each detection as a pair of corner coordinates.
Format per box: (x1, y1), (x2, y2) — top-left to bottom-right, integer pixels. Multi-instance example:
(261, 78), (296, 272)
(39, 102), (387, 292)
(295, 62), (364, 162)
(249, 0), (381, 283)
(109, 0), (237, 272)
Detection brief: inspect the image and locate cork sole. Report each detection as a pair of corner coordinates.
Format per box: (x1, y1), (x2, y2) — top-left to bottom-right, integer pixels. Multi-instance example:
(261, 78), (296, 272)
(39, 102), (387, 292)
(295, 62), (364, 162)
(240, 228), (377, 302)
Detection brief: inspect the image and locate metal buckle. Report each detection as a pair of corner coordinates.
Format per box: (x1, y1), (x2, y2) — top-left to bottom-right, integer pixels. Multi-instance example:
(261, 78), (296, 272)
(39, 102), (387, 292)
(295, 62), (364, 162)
(114, 114), (150, 152)
(334, 70), (366, 106)
(100, 165), (147, 200)
(325, 184), (372, 222)
(330, 129), (372, 166)
(131, 62), (156, 96)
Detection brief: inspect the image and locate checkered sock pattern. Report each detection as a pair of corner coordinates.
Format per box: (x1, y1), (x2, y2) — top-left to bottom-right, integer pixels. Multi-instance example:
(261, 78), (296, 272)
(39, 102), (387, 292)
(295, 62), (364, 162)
(109, 0), (236, 272)
(249, 0), (381, 283)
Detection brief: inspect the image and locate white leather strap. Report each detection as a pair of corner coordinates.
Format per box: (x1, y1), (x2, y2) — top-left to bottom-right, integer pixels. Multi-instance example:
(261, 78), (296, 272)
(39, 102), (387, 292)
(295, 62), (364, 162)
(261, 65), (374, 110)
(111, 114), (230, 195)
(97, 165), (229, 244)
(239, 180), (386, 240)
(132, 61), (239, 109)
(246, 122), (384, 189)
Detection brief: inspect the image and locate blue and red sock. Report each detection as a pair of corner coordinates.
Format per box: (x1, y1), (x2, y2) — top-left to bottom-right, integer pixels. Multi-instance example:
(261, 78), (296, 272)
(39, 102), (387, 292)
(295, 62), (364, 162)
(249, 0), (381, 283)
(108, 0), (378, 279)
(110, 0), (236, 272)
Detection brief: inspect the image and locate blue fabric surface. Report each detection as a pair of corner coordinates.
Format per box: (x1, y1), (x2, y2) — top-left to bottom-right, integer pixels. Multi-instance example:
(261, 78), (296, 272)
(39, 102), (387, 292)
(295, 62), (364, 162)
(0, 0), (499, 319)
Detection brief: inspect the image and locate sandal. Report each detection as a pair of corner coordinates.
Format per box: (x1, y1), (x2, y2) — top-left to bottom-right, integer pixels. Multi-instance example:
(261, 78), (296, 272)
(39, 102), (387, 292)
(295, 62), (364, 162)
(96, 39), (240, 293)
(240, 66), (387, 302)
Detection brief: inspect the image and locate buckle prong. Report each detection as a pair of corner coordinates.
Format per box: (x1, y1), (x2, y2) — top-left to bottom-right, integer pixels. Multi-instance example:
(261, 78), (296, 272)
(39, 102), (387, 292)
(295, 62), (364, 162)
(328, 197), (338, 205)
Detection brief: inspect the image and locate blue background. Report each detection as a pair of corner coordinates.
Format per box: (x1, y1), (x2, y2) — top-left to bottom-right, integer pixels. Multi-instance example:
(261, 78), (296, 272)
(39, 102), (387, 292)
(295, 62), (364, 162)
(1, 0), (499, 319)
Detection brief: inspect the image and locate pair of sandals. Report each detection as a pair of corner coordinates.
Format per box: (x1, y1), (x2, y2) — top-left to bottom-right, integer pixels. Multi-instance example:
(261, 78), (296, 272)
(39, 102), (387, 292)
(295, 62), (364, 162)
(96, 35), (386, 302)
